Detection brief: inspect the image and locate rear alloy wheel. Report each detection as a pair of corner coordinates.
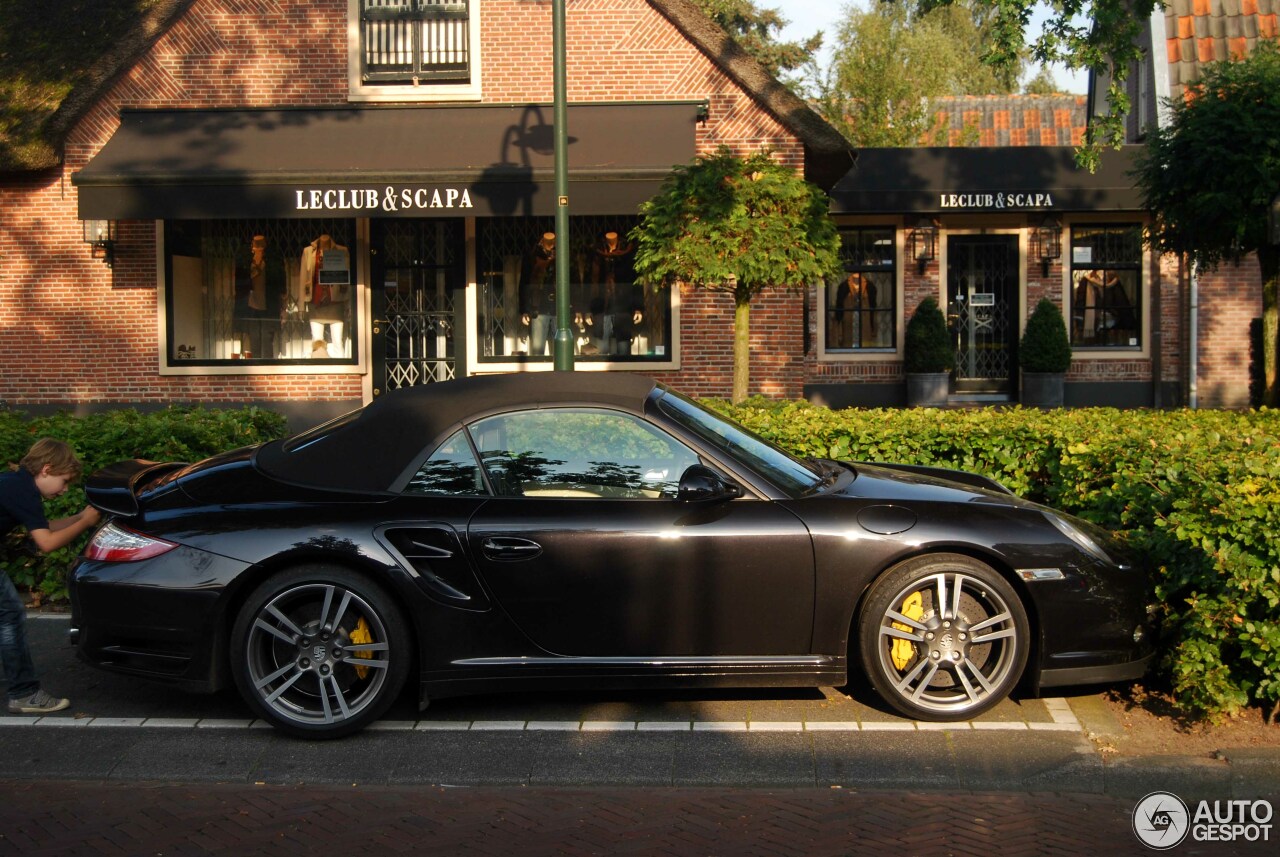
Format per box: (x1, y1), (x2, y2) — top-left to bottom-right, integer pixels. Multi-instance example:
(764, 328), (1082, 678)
(859, 554), (1028, 721)
(231, 567), (409, 738)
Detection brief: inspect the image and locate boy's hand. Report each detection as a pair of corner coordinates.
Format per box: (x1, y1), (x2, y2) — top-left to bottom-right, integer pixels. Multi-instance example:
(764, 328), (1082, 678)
(80, 506), (101, 527)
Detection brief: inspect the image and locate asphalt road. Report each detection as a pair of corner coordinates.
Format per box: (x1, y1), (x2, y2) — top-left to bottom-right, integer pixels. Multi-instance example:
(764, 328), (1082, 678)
(4, 615), (1279, 856)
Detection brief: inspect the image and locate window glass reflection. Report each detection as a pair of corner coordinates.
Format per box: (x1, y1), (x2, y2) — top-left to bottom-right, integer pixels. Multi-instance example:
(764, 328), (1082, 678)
(467, 409), (699, 498)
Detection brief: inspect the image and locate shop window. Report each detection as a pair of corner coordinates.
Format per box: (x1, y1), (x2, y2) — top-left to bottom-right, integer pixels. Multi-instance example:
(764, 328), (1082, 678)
(824, 227), (896, 351)
(1069, 224), (1143, 348)
(350, 1), (480, 101)
(476, 216), (674, 364)
(164, 219), (358, 366)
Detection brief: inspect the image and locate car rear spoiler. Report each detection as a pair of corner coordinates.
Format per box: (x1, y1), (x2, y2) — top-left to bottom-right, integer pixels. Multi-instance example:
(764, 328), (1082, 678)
(85, 459), (186, 517)
(858, 461), (1015, 495)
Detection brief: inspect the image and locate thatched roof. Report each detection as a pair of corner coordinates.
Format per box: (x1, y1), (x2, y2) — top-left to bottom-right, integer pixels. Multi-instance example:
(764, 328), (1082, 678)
(0, 1), (195, 173)
(0, 0), (848, 176)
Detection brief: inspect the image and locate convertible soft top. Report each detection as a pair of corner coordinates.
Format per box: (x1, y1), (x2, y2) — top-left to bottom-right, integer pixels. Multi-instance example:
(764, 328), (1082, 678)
(255, 372), (661, 493)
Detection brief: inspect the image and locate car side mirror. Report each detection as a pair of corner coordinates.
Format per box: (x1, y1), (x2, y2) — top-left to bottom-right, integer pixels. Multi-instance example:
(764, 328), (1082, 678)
(677, 464), (743, 503)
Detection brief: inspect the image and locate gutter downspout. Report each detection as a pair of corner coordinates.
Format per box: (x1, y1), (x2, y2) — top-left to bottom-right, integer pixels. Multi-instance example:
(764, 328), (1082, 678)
(1189, 259), (1199, 409)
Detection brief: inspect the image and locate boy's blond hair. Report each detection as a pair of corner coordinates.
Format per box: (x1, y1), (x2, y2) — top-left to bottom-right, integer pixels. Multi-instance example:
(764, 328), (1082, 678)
(19, 438), (83, 479)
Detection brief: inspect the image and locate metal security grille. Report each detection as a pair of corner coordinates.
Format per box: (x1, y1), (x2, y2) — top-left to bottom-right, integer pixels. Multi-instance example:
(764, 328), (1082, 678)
(361, 0), (470, 84)
(374, 220), (462, 392)
(948, 236), (1018, 393)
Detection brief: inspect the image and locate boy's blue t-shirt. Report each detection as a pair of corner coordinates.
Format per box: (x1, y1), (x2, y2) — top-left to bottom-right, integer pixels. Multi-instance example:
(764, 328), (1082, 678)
(0, 469), (49, 536)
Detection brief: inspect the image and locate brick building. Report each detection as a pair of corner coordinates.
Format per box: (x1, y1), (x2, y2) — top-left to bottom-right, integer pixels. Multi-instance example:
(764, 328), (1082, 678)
(0, 0), (848, 426)
(0, 0), (1273, 423)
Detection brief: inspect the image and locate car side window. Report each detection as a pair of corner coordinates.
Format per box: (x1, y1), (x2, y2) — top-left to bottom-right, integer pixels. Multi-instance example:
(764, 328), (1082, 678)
(405, 430), (487, 496)
(467, 409), (700, 499)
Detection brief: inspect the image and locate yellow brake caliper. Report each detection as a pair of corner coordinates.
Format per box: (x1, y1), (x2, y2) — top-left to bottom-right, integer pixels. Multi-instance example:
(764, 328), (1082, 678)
(349, 617), (373, 680)
(891, 591), (924, 671)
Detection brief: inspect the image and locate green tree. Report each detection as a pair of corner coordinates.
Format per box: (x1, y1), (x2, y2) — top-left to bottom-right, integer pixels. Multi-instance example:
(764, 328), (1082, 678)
(689, 0), (822, 83)
(814, 1), (1022, 147)
(1021, 66), (1062, 95)
(1132, 41), (1280, 405)
(630, 147), (841, 403)
(952, 0), (1163, 169)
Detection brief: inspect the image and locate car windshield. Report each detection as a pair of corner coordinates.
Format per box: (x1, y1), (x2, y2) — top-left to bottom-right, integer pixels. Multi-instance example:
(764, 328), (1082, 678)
(655, 387), (823, 496)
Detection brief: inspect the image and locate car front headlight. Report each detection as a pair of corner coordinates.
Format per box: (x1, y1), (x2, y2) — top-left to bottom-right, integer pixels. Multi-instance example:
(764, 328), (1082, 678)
(1043, 512), (1116, 565)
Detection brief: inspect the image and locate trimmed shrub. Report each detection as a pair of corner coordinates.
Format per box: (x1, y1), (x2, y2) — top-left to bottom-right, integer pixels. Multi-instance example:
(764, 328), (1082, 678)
(709, 400), (1280, 722)
(904, 296), (953, 373)
(1019, 298), (1072, 373)
(1, 406), (288, 602)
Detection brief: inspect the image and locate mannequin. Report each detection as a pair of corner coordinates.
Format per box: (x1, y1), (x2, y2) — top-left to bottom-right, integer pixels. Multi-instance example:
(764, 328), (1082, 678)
(830, 272), (878, 348)
(234, 234), (284, 358)
(299, 234), (350, 357)
(520, 232), (557, 356)
(590, 231), (641, 355)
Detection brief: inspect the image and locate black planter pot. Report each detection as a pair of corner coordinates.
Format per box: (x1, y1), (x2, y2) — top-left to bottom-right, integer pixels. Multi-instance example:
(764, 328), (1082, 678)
(906, 372), (950, 408)
(1021, 372), (1065, 408)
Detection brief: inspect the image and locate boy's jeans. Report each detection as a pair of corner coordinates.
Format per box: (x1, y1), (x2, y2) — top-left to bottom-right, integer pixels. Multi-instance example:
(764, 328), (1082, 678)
(0, 571), (38, 699)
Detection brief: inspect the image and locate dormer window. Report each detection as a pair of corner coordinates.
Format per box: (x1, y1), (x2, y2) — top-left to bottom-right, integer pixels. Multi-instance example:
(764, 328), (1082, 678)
(349, 0), (481, 102)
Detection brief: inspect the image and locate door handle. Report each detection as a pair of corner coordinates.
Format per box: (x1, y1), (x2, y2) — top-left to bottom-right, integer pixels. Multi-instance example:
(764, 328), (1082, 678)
(481, 537), (543, 561)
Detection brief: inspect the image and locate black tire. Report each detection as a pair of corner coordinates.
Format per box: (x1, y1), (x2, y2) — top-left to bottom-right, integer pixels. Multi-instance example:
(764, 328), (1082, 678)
(858, 553), (1029, 721)
(230, 566), (410, 739)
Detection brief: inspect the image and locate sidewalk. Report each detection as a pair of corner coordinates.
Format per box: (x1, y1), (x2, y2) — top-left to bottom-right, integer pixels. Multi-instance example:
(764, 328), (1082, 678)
(5, 780), (1272, 857)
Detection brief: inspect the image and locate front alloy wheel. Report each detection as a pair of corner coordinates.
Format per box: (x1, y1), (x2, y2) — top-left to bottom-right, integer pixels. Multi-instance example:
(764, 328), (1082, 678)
(231, 567), (409, 738)
(859, 554), (1028, 721)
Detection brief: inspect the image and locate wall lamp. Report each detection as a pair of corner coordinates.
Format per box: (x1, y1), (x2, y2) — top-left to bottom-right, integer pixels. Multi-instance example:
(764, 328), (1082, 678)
(909, 217), (939, 274)
(1032, 214), (1063, 276)
(83, 219), (117, 267)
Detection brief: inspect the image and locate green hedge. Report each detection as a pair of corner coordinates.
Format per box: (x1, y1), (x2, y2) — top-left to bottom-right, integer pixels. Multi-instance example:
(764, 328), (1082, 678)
(708, 399), (1280, 721)
(1, 406), (288, 602)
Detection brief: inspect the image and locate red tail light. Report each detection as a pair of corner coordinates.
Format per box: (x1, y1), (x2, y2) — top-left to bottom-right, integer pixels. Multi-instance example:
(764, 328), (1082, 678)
(84, 522), (179, 562)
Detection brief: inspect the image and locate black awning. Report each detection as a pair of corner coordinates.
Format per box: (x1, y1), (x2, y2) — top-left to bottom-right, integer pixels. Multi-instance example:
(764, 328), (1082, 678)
(73, 103), (699, 219)
(829, 146), (1145, 214)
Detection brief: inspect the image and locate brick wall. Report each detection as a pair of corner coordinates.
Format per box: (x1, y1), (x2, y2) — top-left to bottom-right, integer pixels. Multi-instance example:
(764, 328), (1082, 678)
(1194, 256), (1262, 408)
(0, 0), (807, 406)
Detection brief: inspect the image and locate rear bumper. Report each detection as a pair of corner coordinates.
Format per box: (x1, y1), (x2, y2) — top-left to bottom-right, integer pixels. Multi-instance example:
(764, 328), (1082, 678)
(68, 549), (248, 693)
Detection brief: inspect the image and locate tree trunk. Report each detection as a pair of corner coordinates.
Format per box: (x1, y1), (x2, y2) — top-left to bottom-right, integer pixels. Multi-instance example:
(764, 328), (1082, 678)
(1262, 244), (1279, 408)
(732, 295), (751, 404)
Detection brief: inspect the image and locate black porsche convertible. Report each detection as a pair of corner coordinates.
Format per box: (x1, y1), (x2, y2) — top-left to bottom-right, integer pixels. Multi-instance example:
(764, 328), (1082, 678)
(69, 373), (1154, 738)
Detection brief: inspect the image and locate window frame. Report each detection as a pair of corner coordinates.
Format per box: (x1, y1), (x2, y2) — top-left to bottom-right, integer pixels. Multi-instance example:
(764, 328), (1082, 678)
(816, 222), (901, 361)
(464, 407), (702, 500)
(157, 219), (368, 376)
(470, 215), (681, 373)
(348, 0), (483, 103)
(1066, 221), (1146, 353)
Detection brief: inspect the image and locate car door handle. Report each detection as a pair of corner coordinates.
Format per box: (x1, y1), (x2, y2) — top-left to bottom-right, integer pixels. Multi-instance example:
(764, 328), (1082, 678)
(480, 537), (543, 561)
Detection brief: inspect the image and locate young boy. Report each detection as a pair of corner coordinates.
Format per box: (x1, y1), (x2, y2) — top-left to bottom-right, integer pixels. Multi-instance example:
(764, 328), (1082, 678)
(0, 438), (100, 714)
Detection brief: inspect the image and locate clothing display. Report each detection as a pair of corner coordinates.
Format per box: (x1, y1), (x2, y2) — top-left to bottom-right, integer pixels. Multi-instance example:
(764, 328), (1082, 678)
(590, 231), (641, 356)
(299, 234), (351, 356)
(830, 273), (879, 348)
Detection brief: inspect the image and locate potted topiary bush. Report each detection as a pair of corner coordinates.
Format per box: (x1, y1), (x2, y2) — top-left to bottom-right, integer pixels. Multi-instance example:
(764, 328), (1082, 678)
(1019, 297), (1072, 408)
(903, 296), (953, 407)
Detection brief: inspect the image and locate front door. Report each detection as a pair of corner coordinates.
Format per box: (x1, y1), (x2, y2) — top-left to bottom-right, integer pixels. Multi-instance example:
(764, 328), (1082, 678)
(947, 236), (1018, 394)
(370, 219), (466, 398)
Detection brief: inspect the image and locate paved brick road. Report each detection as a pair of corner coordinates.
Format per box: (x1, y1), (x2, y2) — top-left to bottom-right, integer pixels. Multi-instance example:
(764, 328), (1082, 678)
(0, 781), (1272, 857)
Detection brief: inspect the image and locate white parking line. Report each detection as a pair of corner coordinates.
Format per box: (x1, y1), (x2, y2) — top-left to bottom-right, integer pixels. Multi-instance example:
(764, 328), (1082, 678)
(0, 715), (1082, 732)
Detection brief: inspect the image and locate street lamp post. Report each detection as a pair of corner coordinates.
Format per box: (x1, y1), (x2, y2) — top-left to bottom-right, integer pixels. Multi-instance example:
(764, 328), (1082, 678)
(552, 0), (574, 371)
